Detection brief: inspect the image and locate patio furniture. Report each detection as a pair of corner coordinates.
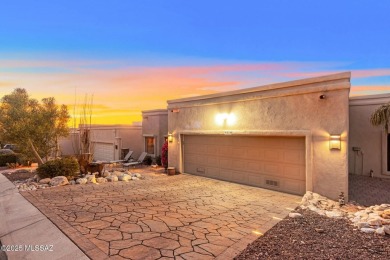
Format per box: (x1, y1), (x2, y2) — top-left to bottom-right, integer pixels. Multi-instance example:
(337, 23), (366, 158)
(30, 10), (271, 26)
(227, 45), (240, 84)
(123, 152), (148, 168)
(110, 150), (134, 164)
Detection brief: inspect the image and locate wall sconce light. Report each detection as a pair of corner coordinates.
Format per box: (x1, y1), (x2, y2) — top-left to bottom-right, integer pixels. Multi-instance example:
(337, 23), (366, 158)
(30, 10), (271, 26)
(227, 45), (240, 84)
(168, 133), (173, 143)
(329, 134), (341, 150)
(215, 113), (236, 126)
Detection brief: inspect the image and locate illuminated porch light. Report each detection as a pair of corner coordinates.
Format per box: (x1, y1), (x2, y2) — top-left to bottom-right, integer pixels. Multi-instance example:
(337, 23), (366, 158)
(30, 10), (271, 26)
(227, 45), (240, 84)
(168, 133), (173, 143)
(215, 113), (236, 126)
(329, 134), (341, 150)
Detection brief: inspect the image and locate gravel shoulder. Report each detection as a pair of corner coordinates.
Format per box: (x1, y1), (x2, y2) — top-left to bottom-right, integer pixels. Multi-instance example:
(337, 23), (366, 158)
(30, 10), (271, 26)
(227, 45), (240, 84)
(235, 208), (390, 260)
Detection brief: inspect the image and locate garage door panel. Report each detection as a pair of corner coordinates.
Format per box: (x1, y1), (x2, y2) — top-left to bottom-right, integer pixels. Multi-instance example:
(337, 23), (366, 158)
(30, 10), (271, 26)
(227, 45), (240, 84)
(247, 148), (262, 158)
(230, 160), (247, 171)
(283, 165), (305, 180)
(183, 135), (306, 195)
(219, 147), (233, 157)
(264, 150), (282, 162)
(219, 158), (232, 168)
(206, 145), (219, 155)
(264, 163), (281, 175)
(283, 150), (305, 164)
(93, 142), (114, 161)
(233, 147), (247, 159)
(246, 161), (263, 172)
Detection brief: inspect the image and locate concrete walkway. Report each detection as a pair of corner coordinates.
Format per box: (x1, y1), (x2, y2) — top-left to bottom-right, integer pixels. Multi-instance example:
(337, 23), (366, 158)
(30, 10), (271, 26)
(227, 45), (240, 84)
(0, 173), (88, 260)
(22, 169), (301, 259)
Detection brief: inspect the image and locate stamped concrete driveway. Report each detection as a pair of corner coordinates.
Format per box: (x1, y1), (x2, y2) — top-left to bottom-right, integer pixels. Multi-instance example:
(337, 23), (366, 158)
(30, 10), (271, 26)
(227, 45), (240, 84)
(23, 169), (301, 260)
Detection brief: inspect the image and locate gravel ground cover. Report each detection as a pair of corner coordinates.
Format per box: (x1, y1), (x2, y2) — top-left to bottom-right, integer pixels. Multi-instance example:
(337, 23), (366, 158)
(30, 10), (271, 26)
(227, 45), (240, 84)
(235, 208), (390, 260)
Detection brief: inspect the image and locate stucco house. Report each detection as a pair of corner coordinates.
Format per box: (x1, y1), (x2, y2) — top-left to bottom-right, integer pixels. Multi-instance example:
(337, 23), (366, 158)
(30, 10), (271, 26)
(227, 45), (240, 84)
(59, 110), (168, 162)
(167, 73), (351, 200)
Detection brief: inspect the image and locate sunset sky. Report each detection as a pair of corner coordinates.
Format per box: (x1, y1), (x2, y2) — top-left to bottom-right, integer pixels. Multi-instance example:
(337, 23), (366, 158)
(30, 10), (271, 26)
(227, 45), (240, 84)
(1, 1), (389, 124)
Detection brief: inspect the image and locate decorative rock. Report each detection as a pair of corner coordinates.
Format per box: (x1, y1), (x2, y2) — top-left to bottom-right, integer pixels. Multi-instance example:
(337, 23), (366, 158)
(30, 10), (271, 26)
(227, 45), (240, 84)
(360, 228), (376, 233)
(106, 176), (118, 182)
(325, 210), (344, 218)
(289, 213), (303, 218)
(102, 171), (111, 177)
(70, 180), (76, 185)
(96, 177), (107, 184)
(356, 222), (370, 229)
(86, 174), (96, 184)
(384, 225), (390, 235)
(76, 178), (88, 185)
(367, 217), (382, 226)
(381, 209), (390, 219)
(375, 227), (385, 235)
(118, 174), (131, 181)
(131, 177), (139, 180)
(112, 171), (123, 177)
(49, 176), (69, 186)
(39, 178), (51, 184)
(133, 173), (141, 178)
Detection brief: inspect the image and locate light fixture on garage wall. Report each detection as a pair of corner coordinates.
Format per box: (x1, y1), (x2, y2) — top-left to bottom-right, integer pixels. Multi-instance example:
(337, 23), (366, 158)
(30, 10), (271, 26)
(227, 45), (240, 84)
(215, 113), (236, 126)
(168, 133), (173, 143)
(329, 134), (341, 150)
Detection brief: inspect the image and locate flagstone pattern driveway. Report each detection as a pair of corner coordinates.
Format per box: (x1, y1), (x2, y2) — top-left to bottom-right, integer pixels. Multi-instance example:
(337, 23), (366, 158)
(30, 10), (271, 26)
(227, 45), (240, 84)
(22, 169), (301, 260)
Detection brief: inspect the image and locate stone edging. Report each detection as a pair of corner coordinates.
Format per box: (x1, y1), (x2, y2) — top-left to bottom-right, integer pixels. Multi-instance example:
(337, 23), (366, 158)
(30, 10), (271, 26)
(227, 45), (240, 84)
(22, 191), (109, 260)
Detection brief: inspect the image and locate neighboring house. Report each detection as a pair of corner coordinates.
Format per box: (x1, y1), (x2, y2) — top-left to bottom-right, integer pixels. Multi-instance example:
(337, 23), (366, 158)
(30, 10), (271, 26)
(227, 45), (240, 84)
(89, 124), (143, 161)
(167, 72), (351, 200)
(58, 128), (80, 156)
(349, 94), (390, 179)
(142, 109), (168, 158)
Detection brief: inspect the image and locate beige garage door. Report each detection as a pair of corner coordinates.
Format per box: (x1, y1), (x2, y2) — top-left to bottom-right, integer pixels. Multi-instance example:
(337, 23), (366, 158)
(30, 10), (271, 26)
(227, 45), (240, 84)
(183, 135), (306, 195)
(93, 142), (114, 161)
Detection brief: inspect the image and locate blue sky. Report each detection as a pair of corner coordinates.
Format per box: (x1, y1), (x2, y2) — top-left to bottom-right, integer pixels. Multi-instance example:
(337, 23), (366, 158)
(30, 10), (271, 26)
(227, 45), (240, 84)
(0, 0), (389, 123)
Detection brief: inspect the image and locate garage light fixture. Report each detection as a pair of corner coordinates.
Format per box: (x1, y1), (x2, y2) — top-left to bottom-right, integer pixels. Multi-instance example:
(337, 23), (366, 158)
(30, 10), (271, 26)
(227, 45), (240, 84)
(215, 113), (236, 126)
(329, 134), (341, 150)
(168, 133), (173, 143)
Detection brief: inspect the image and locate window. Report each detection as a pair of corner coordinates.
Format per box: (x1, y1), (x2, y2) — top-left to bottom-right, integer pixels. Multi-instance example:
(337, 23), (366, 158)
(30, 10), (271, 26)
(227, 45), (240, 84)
(145, 137), (155, 154)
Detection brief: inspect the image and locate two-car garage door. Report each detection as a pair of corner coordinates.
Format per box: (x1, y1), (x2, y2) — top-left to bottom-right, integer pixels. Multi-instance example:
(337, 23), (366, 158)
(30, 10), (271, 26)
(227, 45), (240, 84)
(183, 135), (306, 195)
(93, 142), (115, 161)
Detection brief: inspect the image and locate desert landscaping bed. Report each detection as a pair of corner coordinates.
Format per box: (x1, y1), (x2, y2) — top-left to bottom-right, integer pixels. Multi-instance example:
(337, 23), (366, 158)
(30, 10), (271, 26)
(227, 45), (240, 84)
(235, 208), (390, 260)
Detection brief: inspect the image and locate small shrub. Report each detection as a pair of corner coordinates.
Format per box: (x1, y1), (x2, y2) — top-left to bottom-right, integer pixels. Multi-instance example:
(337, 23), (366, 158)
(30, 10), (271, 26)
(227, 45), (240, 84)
(155, 155), (162, 166)
(143, 155), (153, 165)
(37, 157), (79, 179)
(0, 153), (20, 166)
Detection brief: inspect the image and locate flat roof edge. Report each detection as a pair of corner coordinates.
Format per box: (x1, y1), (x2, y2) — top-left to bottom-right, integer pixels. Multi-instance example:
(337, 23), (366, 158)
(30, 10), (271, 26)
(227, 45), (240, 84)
(168, 72), (351, 104)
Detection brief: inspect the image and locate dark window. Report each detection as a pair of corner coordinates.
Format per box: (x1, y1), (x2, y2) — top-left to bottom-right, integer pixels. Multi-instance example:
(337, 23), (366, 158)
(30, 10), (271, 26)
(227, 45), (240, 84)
(145, 137), (155, 154)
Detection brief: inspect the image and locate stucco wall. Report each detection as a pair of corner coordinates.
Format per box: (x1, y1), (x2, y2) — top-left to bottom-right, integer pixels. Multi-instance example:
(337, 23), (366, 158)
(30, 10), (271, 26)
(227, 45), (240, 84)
(349, 94), (390, 178)
(142, 110), (168, 157)
(58, 132), (80, 156)
(167, 73), (351, 200)
(88, 125), (142, 161)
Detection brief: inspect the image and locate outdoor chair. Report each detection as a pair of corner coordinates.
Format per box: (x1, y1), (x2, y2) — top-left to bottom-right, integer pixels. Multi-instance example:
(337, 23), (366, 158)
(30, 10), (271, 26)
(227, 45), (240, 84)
(110, 150), (134, 164)
(123, 152), (148, 168)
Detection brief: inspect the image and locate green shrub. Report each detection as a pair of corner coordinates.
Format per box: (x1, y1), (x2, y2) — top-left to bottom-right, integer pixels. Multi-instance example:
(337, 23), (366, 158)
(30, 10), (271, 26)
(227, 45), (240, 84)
(37, 157), (79, 179)
(0, 153), (20, 166)
(155, 155), (162, 166)
(143, 155), (153, 165)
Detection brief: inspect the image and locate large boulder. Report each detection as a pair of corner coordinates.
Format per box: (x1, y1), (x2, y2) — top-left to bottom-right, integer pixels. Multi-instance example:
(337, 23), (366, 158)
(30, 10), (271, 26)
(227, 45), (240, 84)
(76, 178), (88, 185)
(39, 178), (51, 184)
(118, 174), (131, 181)
(96, 177), (107, 184)
(381, 209), (390, 219)
(49, 176), (69, 186)
(85, 174), (96, 184)
(106, 175), (118, 182)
